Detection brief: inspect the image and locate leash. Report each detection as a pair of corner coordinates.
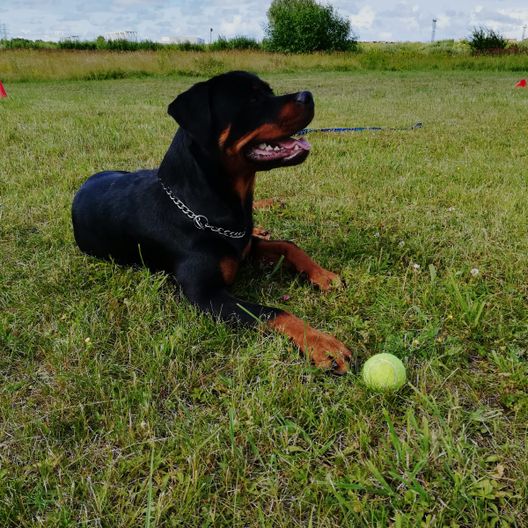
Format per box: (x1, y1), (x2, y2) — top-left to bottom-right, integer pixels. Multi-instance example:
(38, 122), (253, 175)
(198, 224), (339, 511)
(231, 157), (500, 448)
(157, 122), (422, 238)
(296, 122), (423, 136)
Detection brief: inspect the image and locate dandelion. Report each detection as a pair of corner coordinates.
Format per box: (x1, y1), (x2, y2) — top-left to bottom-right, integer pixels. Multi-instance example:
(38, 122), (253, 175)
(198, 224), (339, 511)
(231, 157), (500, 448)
(374, 232), (380, 238)
(84, 337), (91, 344)
(398, 240), (405, 247)
(470, 268), (480, 277)
(412, 263), (421, 271)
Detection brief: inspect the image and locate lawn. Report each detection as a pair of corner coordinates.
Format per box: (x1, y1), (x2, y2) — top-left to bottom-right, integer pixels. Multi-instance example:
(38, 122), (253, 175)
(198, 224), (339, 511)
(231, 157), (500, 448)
(1, 70), (527, 526)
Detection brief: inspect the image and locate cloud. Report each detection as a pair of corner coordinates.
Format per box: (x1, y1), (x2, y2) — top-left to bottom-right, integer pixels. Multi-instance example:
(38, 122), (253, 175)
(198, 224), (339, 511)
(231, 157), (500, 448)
(469, 6), (528, 38)
(380, 2), (419, 18)
(436, 15), (451, 29)
(349, 6), (376, 31)
(3, 0), (528, 42)
(112, 0), (153, 5)
(477, 8), (524, 25)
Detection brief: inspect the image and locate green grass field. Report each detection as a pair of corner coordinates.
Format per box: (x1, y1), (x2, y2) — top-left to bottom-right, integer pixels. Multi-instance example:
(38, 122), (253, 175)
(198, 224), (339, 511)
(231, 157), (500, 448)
(2, 48), (528, 82)
(1, 70), (528, 526)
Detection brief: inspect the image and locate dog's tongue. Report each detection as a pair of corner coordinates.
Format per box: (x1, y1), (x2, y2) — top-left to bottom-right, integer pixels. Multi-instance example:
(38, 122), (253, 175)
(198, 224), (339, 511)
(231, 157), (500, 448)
(278, 137), (311, 151)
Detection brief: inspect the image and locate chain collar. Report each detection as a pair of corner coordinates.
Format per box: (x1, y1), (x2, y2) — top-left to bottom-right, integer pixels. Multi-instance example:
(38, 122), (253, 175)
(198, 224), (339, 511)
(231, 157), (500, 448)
(158, 177), (246, 239)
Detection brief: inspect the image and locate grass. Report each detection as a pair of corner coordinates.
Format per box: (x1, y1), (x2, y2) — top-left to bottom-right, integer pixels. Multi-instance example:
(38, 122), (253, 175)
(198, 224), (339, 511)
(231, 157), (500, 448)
(1, 47), (528, 82)
(1, 70), (528, 526)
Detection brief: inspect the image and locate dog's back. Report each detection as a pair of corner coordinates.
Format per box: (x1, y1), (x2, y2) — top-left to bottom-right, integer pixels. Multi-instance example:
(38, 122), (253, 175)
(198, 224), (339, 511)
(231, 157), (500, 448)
(72, 169), (163, 266)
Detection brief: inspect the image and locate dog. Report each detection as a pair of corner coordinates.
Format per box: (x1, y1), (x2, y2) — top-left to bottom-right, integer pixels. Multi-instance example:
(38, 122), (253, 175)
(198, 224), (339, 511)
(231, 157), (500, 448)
(72, 71), (351, 374)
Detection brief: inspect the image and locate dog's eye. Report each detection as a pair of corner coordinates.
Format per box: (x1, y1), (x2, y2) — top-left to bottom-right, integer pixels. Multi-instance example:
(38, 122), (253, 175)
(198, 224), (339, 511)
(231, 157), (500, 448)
(249, 86), (271, 104)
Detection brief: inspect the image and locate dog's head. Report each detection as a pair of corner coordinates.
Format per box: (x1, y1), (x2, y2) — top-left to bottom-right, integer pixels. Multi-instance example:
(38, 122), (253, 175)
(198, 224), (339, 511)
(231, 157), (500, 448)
(168, 71), (314, 171)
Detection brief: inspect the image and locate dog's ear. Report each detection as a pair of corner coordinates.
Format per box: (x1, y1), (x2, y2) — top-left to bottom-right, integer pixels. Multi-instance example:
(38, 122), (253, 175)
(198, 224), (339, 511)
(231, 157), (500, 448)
(168, 81), (211, 146)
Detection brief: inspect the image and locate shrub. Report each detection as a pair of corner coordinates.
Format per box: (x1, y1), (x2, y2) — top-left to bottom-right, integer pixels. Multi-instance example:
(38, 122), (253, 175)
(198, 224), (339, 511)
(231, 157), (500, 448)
(58, 40), (96, 50)
(95, 36), (107, 50)
(265, 0), (357, 53)
(58, 38), (164, 51)
(424, 39), (470, 56)
(103, 39), (162, 51)
(2, 38), (58, 49)
(209, 36), (260, 51)
(175, 41), (205, 52)
(468, 26), (507, 54)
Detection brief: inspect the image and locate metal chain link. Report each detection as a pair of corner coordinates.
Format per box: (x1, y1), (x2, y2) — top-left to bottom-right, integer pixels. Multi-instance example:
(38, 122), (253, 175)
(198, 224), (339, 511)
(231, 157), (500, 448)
(158, 178), (246, 239)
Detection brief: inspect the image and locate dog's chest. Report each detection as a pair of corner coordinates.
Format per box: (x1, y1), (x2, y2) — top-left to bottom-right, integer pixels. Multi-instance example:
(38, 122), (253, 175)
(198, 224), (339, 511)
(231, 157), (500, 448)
(219, 256), (239, 285)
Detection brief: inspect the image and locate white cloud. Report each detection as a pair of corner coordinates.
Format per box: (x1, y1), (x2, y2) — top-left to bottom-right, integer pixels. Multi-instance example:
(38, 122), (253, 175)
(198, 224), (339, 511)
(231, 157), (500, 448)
(349, 6), (376, 31)
(378, 31), (393, 40)
(469, 5), (528, 38)
(436, 15), (451, 29)
(3, 1), (528, 42)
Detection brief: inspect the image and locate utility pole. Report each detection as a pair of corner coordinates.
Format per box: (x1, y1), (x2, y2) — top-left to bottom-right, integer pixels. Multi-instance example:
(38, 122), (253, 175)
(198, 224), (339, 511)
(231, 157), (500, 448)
(431, 18), (437, 42)
(209, 28), (213, 44)
(522, 25), (527, 41)
(0, 23), (7, 41)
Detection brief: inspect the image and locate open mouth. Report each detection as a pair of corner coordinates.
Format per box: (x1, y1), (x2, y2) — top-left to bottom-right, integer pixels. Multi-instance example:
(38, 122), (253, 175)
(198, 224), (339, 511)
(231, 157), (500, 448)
(245, 136), (311, 164)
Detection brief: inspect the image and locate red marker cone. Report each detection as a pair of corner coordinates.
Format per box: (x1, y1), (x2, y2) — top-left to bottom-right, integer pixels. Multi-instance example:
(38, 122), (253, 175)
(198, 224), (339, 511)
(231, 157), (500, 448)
(0, 81), (7, 98)
(515, 79), (527, 88)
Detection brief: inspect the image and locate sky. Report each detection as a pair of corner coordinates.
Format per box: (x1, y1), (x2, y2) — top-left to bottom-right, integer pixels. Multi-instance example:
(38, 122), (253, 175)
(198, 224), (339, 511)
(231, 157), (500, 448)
(1, 0), (527, 43)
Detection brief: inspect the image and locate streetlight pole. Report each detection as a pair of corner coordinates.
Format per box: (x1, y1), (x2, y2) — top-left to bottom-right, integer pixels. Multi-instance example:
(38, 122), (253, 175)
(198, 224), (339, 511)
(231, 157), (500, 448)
(431, 18), (437, 42)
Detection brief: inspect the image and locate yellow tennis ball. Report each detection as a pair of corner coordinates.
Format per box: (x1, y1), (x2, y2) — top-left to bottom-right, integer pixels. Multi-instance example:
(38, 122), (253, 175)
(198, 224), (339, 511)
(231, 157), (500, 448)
(362, 353), (406, 391)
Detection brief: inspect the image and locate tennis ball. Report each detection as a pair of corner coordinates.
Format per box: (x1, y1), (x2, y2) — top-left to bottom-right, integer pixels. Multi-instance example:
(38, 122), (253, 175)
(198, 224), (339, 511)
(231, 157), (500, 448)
(362, 353), (406, 391)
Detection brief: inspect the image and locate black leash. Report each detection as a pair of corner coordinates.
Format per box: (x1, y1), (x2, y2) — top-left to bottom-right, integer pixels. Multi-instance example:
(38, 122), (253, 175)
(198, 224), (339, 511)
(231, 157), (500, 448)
(296, 122), (422, 136)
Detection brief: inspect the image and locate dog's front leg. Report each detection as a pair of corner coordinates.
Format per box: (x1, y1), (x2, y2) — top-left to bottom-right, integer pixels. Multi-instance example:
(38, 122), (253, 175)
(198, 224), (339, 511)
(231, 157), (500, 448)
(251, 237), (341, 291)
(176, 261), (350, 374)
(267, 311), (351, 374)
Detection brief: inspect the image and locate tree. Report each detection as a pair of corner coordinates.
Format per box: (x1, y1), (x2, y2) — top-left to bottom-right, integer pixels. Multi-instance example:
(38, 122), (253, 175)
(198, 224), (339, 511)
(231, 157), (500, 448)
(95, 36), (106, 50)
(265, 0), (356, 53)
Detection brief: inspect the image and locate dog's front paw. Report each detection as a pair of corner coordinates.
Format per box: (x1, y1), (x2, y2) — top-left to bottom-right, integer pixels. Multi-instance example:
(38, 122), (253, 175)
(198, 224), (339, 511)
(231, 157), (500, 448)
(253, 198), (285, 211)
(305, 329), (352, 375)
(269, 313), (352, 375)
(252, 226), (271, 239)
(309, 268), (342, 291)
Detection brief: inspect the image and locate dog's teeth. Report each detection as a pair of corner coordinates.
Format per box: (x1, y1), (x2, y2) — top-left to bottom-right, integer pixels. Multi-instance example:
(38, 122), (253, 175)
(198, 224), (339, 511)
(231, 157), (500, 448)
(273, 146), (280, 151)
(258, 143), (267, 149)
(265, 145), (273, 151)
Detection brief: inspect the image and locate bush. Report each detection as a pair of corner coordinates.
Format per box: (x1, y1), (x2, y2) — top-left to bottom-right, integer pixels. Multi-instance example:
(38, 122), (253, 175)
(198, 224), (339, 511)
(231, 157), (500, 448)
(209, 36), (261, 51)
(468, 26), (507, 54)
(175, 41), (205, 52)
(57, 38), (164, 51)
(1, 38), (58, 49)
(424, 39), (470, 56)
(265, 0), (357, 53)
(58, 40), (96, 50)
(103, 39), (162, 51)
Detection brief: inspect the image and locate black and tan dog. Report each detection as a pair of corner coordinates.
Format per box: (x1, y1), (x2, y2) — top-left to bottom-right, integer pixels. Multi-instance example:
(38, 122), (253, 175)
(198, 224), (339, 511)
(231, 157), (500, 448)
(72, 71), (351, 373)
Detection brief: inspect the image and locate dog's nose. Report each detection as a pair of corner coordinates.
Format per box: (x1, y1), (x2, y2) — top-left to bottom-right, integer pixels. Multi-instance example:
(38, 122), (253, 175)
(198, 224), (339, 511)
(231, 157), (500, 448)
(295, 91), (313, 105)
